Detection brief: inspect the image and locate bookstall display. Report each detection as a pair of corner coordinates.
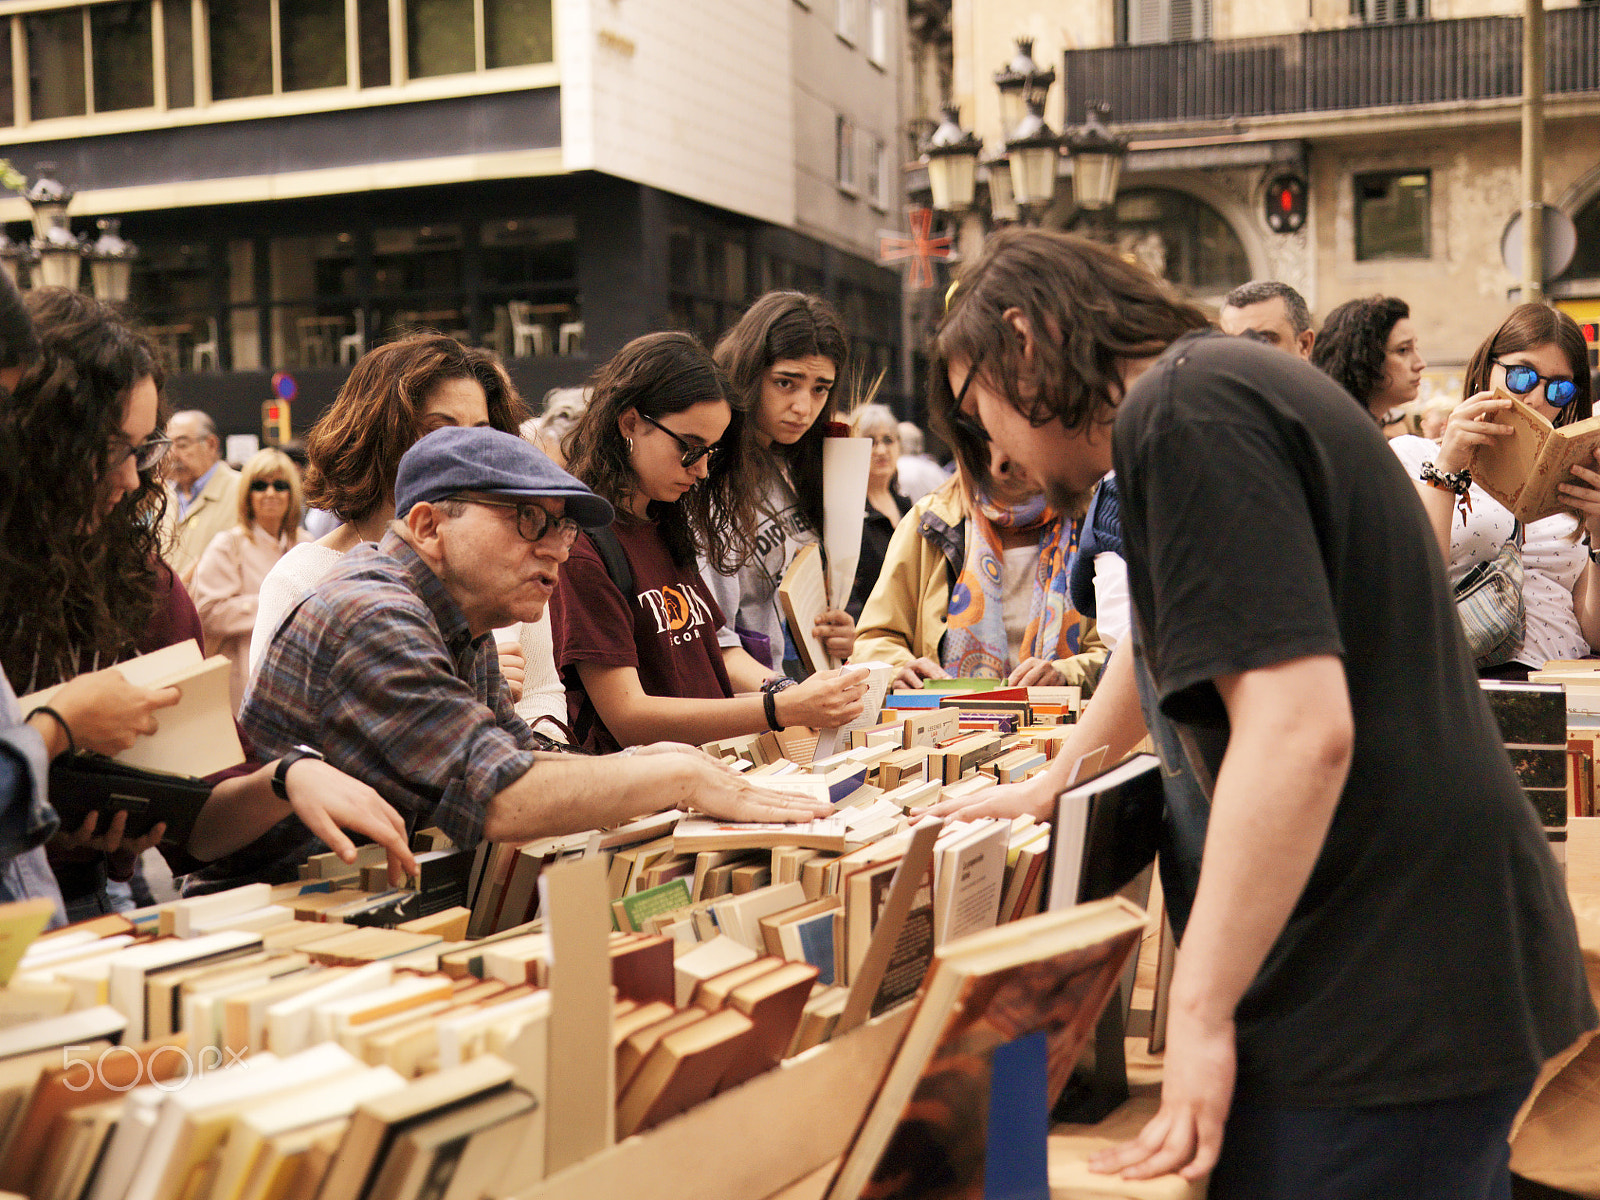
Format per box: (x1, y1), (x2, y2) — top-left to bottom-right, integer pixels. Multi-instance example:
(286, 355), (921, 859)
(0, 682), (1190, 1200)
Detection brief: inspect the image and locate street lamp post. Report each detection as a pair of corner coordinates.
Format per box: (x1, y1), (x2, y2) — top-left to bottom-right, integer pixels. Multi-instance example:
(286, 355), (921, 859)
(87, 218), (137, 304)
(1065, 103), (1129, 243)
(1006, 98), (1062, 215)
(25, 164), (83, 292)
(923, 106), (982, 215)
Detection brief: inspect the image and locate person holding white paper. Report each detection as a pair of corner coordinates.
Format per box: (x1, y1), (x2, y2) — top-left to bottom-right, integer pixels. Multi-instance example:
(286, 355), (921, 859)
(549, 333), (868, 753)
(0, 288), (419, 920)
(699, 293), (859, 688)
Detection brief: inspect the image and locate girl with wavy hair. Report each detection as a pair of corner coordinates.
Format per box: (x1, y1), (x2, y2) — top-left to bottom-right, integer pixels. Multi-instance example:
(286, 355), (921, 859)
(701, 292), (860, 690)
(0, 289), (415, 919)
(1312, 295), (1427, 429)
(550, 332), (866, 752)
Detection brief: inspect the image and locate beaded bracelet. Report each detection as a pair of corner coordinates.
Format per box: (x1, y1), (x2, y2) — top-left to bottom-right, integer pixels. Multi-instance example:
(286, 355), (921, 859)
(1419, 461), (1471, 494)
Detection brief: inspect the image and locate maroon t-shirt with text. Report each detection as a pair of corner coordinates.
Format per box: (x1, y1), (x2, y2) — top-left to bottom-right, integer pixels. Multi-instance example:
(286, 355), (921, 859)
(550, 521), (733, 753)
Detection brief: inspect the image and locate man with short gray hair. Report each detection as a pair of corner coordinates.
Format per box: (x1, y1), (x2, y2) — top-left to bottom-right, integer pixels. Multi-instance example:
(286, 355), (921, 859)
(161, 409), (240, 584)
(1219, 281), (1315, 361)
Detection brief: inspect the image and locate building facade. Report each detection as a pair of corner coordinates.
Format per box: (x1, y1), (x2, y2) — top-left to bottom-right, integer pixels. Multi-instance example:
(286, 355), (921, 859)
(0, 0), (908, 432)
(927, 0), (1600, 381)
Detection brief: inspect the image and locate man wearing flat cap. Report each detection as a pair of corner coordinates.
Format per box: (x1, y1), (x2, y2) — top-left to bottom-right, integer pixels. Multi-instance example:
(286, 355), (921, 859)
(217, 428), (828, 887)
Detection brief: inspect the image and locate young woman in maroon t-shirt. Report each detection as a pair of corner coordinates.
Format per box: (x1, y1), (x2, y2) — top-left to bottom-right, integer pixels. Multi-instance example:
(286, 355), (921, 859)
(549, 333), (867, 753)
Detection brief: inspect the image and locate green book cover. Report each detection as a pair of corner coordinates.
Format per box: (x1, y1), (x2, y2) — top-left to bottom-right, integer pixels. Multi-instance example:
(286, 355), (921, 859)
(919, 678), (1005, 692)
(619, 878), (693, 932)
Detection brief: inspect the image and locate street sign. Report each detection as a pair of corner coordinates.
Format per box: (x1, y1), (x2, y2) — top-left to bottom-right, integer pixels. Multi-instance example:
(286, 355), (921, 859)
(1500, 205), (1577, 281)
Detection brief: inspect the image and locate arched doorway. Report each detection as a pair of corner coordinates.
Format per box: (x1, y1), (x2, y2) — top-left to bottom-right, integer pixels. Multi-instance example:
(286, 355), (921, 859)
(1071, 186), (1251, 302)
(1552, 187), (1600, 372)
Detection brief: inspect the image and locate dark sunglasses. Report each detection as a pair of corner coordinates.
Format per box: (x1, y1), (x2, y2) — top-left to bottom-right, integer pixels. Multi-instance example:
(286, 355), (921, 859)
(108, 432), (172, 474)
(250, 478), (292, 493)
(1497, 360), (1579, 408)
(639, 412), (719, 469)
(947, 359), (992, 445)
(463, 495), (582, 548)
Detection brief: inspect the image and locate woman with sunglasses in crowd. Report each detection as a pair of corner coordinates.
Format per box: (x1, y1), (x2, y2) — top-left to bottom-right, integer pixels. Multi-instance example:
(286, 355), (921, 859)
(550, 332), (867, 753)
(1389, 302), (1598, 678)
(190, 449), (310, 711)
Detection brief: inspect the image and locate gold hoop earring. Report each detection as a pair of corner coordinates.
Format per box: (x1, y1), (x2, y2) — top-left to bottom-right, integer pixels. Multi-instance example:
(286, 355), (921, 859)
(625, 437), (634, 453)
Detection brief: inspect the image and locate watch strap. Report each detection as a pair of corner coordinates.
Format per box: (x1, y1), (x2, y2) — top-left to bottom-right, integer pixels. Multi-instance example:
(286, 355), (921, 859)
(272, 744), (325, 800)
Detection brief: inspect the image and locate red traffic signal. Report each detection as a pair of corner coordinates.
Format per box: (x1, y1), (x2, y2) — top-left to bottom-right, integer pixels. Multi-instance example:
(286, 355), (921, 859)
(1265, 173), (1307, 234)
(262, 399), (291, 445)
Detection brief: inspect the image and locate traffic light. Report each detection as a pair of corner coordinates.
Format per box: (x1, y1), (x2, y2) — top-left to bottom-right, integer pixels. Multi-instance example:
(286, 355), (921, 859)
(262, 398), (291, 445)
(1265, 173), (1307, 234)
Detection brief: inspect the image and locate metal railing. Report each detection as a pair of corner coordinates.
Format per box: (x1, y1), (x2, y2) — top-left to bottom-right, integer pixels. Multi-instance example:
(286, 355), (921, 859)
(1063, 6), (1600, 125)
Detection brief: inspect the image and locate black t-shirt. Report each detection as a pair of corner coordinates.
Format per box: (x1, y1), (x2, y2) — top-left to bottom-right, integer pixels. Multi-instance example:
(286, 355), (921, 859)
(551, 520), (733, 754)
(1114, 330), (1595, 1107)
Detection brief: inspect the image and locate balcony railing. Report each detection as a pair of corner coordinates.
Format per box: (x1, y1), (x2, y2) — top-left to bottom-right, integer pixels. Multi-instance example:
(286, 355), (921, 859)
(1063, 6), (1600, 126)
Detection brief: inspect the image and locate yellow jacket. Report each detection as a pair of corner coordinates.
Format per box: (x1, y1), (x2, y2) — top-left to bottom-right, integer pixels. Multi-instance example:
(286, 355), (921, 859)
(851, 476), (1106, 693)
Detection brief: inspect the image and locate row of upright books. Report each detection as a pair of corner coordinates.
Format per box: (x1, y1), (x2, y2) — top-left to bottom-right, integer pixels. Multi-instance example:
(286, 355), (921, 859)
(0, 680), (1161, 1200)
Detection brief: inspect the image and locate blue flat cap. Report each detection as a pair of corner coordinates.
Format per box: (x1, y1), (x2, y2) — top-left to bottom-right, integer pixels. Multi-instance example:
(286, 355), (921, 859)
(395, 426), (614, 529)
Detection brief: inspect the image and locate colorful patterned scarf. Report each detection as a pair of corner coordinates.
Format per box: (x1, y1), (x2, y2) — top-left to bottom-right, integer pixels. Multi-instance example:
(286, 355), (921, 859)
(941, 490), (1080, 678)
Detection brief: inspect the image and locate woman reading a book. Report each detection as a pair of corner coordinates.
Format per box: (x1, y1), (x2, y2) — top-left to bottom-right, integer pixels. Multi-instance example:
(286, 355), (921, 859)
(852, 400), (1105, 692)
(700, 293), (859, 686)
(0, 288), (418, 921)
(1389, 303), (1599, 678)
(549, 332), (868, 753)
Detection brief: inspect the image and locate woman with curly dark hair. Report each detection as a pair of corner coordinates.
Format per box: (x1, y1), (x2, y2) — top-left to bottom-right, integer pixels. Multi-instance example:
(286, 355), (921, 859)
(0, 288), (416, 919)
(701, 293), (859, 690)
(549, 332), (866, 752)
(1390, 302), (1599, 677)
(1311, 295), (1427, 428)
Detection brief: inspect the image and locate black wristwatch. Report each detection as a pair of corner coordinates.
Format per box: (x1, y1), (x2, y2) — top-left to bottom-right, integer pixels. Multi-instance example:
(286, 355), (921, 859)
(760, 676), (798, 732)
(272, 744), (326, 799)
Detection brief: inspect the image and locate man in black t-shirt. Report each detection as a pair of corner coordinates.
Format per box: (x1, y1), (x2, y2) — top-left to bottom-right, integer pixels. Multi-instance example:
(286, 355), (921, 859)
(924, 229), (1596, 1199)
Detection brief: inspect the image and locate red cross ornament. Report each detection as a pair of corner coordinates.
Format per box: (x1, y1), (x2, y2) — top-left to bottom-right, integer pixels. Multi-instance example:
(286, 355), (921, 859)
(878, 207), (954, 290)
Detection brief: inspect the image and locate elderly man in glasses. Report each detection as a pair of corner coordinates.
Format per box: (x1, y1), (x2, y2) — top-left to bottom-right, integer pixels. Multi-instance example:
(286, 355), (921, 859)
(160, 409), (242, 586)
(221, 427), (830, 891)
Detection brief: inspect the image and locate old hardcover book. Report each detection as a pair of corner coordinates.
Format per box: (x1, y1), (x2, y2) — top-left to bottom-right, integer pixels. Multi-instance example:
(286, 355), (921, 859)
(823, 897), (1146, 1200)
(1469, 388), (1600, 523)
(22, 639), (244, 779)
(1048, 754), (1166, 910)
(315, 1056), (515, 1200)
(614, 1008), (756, 1136)
(777, 543), (834, 675)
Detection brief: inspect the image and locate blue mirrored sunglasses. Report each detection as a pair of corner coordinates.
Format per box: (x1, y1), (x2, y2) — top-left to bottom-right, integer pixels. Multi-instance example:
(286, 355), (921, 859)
(1498, 361), (1579, 408)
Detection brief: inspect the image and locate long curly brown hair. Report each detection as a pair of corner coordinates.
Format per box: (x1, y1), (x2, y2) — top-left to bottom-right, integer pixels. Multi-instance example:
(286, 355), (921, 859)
(0, 288), (167, 692)
(563, 332), (760, 573)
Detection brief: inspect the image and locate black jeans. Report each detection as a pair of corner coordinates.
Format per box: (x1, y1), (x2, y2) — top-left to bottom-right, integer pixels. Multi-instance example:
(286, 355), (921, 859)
(1209, 1078), (1536, 1200)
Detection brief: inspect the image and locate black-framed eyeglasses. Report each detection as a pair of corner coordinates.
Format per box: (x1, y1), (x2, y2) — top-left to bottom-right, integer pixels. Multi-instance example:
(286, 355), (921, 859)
(108, 432), (172, 474)
(1496, 360), (1579, 408)
(947, 359), (992, 445)
(250, 478), (292, 493)
(639, 412), (719, 469)
(462, 495), (582, 548)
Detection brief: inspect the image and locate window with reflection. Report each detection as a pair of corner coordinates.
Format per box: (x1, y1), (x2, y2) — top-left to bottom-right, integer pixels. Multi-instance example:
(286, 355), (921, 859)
(484, 0), (552, 68)
(281, 0), (347, 91)
(91, 2), (154, 111)
(209, 0), (272, 99)
(408, 0), (475, 77)
(1355, 170), (1431, 261)
(28, 10), (87, 120)
(165, 0), (194, 107)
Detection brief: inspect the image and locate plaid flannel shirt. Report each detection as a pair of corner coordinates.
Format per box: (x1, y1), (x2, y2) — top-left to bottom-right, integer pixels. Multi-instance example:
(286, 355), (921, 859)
(228, 533), (538, 879)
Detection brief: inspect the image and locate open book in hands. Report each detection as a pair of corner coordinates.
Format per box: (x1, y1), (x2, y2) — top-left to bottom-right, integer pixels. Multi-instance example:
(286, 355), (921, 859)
(1470, 386), (1600, 523)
